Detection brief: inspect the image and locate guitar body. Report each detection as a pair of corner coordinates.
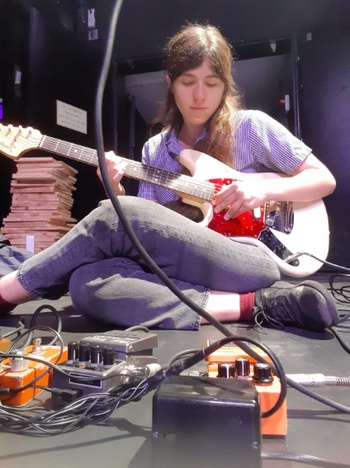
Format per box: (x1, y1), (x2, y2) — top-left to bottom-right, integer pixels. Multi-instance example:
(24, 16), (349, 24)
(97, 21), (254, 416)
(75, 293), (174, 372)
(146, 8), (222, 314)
(178, 149), (330, 277)
(0, 125), (330, 277)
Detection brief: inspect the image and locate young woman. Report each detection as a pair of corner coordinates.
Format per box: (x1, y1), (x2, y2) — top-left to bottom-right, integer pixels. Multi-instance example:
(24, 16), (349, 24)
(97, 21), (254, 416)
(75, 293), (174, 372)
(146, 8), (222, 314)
(0, 24), (338, 331)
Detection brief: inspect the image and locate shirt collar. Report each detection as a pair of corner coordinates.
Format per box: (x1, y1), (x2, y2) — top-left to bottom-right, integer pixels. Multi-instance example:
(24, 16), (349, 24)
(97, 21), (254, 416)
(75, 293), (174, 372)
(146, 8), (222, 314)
(165, 126), (208, 160)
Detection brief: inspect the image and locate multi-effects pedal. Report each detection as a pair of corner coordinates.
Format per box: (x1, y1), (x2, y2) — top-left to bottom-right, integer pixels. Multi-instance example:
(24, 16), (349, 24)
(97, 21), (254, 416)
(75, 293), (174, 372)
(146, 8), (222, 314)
(52, 330), (160, 397)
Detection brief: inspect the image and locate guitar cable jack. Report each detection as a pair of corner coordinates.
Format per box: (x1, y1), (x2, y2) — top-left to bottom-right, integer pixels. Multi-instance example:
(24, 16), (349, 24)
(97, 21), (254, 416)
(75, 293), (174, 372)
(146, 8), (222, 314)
(287, 374), (350, 387)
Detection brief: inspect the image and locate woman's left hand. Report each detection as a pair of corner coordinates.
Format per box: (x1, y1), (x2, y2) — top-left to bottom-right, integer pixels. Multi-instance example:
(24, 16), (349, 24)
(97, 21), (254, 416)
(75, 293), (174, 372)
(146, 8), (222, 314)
(97, 151), (127, 196)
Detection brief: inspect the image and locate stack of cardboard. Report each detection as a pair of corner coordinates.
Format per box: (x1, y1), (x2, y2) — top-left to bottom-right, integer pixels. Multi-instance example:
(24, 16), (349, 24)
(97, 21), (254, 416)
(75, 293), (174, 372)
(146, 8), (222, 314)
(1, 157), (78, 253)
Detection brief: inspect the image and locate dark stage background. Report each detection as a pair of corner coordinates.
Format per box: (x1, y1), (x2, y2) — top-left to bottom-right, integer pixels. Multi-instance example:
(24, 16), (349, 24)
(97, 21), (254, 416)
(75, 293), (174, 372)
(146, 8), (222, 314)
(0, 0), (349, 270)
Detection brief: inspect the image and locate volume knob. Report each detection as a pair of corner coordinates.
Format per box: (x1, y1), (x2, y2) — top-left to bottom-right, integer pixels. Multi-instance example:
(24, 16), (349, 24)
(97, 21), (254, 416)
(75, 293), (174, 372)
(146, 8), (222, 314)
(217, 362), (235, 378)
(253, 363), (273, 384)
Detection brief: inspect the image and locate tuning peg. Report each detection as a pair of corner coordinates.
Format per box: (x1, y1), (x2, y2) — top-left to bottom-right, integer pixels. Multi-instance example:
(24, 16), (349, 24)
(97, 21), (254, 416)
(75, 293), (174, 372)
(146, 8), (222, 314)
(7, 124), (13, 132)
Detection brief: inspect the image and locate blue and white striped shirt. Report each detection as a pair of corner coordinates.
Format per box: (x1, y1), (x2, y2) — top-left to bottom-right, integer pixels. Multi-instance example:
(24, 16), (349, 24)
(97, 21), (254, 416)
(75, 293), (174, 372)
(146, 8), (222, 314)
(138, 109), (312, 205)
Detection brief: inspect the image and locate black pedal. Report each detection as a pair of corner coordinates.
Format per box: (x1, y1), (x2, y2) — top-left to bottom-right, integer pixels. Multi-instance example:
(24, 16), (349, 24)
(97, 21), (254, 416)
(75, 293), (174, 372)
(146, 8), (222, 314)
(80, 330), (158, 360)
(52, 360), (127, 397)
(152, 375), (261, 468)
(52, 332), (159, 398)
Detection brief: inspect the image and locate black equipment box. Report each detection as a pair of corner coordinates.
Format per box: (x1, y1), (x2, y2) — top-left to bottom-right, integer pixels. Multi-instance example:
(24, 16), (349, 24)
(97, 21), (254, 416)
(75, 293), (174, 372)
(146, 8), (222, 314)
(152, 375), (261, 468)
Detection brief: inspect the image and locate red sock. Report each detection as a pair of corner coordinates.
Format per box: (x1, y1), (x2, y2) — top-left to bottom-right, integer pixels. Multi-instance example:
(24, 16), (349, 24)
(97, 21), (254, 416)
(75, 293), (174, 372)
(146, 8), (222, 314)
(0, 293), (16, 315)
(239, 292), (256, 322)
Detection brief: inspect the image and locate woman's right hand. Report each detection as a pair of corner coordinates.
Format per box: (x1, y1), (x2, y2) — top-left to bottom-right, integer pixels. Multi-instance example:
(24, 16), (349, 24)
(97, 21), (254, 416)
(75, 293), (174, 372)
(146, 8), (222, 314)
(96, 151), (127, 196)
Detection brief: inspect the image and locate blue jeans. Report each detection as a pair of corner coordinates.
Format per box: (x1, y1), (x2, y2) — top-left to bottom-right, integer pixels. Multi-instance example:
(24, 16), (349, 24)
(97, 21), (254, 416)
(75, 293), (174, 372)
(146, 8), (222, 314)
(17, 197), (280, 329)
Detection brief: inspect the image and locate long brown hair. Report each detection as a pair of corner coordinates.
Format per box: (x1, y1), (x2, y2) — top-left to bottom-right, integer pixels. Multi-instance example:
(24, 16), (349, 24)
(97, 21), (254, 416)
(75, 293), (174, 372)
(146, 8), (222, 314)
(156, 23), (242, 166)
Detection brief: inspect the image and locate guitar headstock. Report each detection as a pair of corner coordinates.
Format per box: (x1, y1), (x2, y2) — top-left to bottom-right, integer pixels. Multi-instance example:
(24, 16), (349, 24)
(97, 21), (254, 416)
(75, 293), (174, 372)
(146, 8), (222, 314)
(0, 124), (43, 160)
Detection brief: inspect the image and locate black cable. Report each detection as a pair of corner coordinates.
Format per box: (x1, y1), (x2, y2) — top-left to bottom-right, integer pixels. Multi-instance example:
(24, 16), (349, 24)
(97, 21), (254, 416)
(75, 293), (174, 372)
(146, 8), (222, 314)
(6, 324), (64, 355)
(1, 9), (348, 468)
(0, 326), (66, 403)
(1, 336), (283, 433)
(0, 381), (149, 435)
(1, 329), (350, 446)
(262, 451), (350, 467)
(328, 326), (350, 354)
(306, 255), (350, 274)
(329, 273), (350, 304)
(152, 335), (287, 419)
(279, 267), (350, 416)
(0, 319), (26, 339)
(93, 0), (350, 423)
(92, 0), (288, 413)
(93, 0), (237, 342)
(166, 348), (202, 367)
(33, 386), (83, 403)
(24, 304), (63, 347)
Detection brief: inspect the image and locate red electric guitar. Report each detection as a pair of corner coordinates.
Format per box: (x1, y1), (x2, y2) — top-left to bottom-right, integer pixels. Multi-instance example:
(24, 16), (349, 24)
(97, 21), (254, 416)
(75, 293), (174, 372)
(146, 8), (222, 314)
(0, 124), (330, 277)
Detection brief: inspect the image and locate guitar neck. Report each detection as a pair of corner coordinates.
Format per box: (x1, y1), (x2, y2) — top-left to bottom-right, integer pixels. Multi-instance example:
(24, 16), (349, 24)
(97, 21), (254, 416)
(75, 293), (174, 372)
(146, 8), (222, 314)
(40, 135), (99, 166)
(39, 135), (215, 203)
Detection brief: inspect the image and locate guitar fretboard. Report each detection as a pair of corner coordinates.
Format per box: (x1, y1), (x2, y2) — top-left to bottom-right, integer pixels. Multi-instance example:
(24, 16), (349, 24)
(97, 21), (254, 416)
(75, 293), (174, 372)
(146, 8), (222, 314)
(40, 135), (216, 203)
(40, 136), (98, 166)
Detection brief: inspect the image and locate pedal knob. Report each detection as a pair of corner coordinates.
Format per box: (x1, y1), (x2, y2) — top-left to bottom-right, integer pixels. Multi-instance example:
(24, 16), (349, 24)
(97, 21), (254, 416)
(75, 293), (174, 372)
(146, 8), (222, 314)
(235, 357), (250, 377)
(67, 341), (79, 361)
(217, 362), (235, 378)
(253, 363), (273, 384)
(90, 345), (103, 364)
(78, 342), (91, 363)
(103, 346), (115, 366)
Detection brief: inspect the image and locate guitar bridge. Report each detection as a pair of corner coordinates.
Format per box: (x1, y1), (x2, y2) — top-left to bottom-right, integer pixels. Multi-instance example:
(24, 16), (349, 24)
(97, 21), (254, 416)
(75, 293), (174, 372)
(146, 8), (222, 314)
(260, 201), (300, 265)
(264, 201), (294, 233)
(258, 228), (299, 266)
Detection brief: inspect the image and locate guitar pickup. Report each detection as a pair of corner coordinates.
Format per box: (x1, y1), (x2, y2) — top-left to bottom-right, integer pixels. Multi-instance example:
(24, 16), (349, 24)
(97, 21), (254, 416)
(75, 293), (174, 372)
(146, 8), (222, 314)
(252, 207), (261, 220)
